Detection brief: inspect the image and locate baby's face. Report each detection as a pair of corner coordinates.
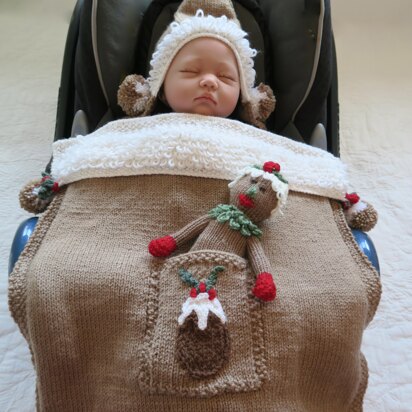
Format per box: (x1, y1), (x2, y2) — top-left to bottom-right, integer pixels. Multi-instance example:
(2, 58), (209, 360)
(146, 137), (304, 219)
(163, 37), (240, 117)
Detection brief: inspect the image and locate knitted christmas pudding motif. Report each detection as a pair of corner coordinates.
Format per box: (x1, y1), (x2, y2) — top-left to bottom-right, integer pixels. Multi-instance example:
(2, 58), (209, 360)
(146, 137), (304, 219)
(176, 266), (229, 378)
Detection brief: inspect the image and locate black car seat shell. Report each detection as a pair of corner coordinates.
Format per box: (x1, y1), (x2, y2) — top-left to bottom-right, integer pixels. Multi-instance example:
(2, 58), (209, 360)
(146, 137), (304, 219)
(11, 0), (379, 276)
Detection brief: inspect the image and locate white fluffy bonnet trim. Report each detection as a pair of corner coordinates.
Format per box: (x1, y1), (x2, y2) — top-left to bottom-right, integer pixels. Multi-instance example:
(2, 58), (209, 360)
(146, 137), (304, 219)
(148, 9), (257, 102)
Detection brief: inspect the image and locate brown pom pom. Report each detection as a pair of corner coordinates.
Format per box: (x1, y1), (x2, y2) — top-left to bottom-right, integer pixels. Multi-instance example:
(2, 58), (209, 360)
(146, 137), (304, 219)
(19, 180), (52, 214)
(117, 74), (154, 117)
(346, 202), (378, 232)
(256, 83), (276, 122)
(240, 83), (276, 130)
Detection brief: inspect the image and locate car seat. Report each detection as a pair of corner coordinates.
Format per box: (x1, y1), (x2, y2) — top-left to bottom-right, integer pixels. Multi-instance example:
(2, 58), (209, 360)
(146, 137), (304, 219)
(8, 0), (379, 273)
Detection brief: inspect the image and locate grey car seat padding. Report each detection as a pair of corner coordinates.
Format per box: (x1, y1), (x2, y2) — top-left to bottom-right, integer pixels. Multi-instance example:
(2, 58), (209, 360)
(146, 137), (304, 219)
(293, 0), (332, 142)
(260, 0), (330, 141)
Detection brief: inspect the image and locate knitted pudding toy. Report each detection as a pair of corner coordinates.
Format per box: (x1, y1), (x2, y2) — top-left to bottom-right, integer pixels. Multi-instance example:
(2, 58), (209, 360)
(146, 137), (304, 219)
(148, 161), (288, 378)
(19, 173), (60, 215)
(341, 192), (378, 232)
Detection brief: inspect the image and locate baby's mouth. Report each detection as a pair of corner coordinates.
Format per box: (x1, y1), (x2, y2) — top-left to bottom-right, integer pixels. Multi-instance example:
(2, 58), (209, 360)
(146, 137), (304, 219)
(195, 94), (216, 105)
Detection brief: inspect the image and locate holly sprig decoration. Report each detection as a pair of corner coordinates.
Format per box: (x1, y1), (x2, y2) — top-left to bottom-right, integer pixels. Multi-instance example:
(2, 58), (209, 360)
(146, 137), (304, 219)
(254, 162), (288, 184)
(179, 266), (224, 300)
(35, 172), (60, 200)
(209, 204), (262, 238)
(179, 268), (200, 289)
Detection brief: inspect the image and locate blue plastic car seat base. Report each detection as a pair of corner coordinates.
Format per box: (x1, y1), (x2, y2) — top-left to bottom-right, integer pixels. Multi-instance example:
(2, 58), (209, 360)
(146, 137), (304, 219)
(350, 229), (380, 274)
(8, 217), (39, 275)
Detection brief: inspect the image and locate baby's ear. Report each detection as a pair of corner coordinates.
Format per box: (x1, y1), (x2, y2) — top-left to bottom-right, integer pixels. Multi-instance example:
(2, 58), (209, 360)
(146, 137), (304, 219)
(117, 74), (153, 117)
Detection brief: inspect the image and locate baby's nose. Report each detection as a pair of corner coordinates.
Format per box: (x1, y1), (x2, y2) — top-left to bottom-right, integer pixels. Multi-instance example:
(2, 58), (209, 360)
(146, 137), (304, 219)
(199, 74), (218, 90)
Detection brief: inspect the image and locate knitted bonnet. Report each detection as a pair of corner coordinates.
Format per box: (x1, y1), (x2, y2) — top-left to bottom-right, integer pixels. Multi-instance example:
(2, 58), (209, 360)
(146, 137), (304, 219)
(118, 0), (276, 129)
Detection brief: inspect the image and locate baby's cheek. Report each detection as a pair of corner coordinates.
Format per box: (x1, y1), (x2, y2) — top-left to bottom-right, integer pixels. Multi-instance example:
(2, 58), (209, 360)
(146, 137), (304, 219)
(184, 87), (202, 109)
(168, 88), (192, 112)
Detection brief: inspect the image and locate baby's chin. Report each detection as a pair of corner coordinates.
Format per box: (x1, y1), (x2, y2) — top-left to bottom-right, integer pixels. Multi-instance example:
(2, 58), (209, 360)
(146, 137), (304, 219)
(188, 106), (229, 117)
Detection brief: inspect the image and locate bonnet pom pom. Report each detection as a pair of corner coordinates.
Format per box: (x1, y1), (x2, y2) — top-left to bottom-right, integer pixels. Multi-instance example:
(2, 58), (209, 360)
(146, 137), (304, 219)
(117, 74), (152, 117)
(242, 83), (276, 129)
(256, 83), (276, 122)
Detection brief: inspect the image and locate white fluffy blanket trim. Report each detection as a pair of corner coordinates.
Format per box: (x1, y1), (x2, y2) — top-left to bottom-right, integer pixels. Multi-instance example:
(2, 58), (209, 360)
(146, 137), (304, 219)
(52, 113), (348, 199)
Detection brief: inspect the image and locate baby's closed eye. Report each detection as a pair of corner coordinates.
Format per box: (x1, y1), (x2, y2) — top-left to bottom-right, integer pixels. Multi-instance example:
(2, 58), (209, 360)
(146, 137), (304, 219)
(180, 68), (199, 74)
(218, 73), (237, 81)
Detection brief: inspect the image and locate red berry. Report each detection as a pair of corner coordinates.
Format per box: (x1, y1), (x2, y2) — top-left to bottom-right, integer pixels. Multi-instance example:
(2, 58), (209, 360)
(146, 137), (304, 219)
(199, 282), (206, 293)
(208, 289), (217, 300)
(190, 288), (197, 298)
(51, 182), (60, 193)
(263, 161), (281, 173)
(345, 192), (360, 205)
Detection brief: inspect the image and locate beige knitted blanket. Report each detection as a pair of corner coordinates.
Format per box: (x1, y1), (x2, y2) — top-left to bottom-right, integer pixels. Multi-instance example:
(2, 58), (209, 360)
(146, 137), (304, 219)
(9, 114), (381, 411)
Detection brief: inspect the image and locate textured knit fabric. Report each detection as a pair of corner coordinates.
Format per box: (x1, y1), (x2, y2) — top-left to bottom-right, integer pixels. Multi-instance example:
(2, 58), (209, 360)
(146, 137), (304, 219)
(9, 115), (381, 411)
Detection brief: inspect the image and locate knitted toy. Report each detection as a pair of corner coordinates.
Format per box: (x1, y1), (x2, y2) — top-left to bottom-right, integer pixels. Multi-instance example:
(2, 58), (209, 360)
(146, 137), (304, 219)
(148, 161), (288, 378)
(149, 161), (288, 300)
(341, 192), (378, 232)
(19, 173), (60, 214)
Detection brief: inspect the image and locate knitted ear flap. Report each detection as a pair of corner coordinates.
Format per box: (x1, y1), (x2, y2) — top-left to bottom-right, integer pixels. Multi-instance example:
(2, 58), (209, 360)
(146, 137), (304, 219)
(240, 83), (276, 130)
(117, 74), (156, 117)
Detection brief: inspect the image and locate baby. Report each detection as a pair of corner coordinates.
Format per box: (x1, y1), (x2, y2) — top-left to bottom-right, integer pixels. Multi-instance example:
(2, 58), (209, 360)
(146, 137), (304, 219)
(117, 0), (276, 129)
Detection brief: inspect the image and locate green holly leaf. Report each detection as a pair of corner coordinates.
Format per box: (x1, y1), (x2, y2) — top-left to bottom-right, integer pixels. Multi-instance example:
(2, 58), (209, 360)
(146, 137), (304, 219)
(251, 227), (263, 238)
(206, 266), (224, 289)
(178, 268), (199, 288)
(240, 226), (251, 237)
(217, 212), (231, 223)
(229, 218), (241, 230)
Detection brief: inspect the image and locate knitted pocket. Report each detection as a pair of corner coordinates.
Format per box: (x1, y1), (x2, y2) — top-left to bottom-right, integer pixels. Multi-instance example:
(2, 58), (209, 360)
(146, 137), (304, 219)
(138, 249), (268, 397)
